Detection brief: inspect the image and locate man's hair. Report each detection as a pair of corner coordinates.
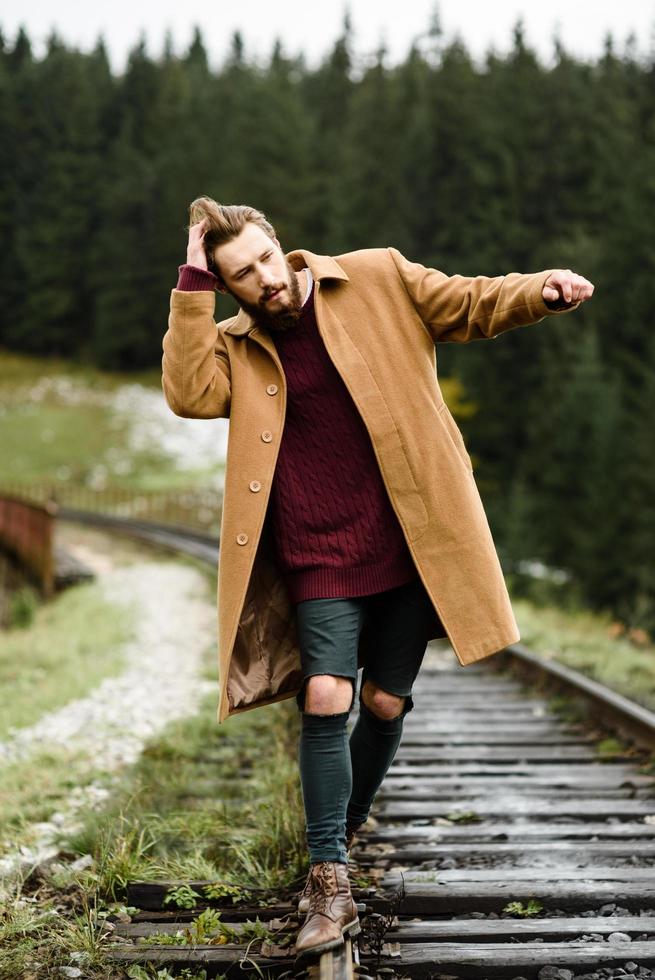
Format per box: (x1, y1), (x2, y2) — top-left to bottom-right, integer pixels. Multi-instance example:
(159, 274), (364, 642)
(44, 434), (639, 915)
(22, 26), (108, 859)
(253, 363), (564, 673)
(188, 197), (277, 273)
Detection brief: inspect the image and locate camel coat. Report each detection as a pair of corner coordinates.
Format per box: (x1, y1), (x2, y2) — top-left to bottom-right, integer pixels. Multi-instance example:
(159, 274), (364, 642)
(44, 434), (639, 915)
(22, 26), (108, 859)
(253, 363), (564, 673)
(162, 246), (579, 723)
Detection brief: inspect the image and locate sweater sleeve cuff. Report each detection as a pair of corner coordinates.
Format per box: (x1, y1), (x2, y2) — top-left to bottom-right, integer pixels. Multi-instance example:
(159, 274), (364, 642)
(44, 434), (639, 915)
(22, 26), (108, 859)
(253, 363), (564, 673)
(176, 264), (218, 291)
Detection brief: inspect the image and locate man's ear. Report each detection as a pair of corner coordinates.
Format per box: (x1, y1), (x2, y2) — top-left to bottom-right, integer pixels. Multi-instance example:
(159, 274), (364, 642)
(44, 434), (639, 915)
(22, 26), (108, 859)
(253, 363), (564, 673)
(215, 278), (228, 294)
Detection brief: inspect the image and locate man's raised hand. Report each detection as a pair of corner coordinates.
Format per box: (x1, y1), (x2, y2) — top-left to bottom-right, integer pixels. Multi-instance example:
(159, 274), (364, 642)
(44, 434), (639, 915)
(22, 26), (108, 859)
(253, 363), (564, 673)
(543, 269), (594, 306)
(187, 218), (209, 270)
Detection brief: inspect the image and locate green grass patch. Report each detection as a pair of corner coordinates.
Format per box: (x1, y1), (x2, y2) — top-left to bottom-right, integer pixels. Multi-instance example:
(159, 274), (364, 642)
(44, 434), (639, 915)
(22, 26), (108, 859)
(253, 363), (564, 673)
(513, 597), (655, 712)
(0, 347), (222, 495)
(0, 745), (113, 850)
(0, 677), (305, 977)
(0, 347), (160, 391)
(61, 692), (305, 900)
(1, 399), (171, 488)
(0, 578), (135, 740)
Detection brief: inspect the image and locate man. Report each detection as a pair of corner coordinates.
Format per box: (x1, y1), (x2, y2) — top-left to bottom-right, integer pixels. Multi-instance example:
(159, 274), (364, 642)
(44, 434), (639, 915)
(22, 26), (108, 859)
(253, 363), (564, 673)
(161, 197), (594, 961)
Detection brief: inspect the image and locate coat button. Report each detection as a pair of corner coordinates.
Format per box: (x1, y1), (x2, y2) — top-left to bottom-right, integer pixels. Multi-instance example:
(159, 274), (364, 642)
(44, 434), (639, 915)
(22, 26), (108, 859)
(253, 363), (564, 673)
(249, 480), (262, 492)
(236, 532), (248, 545)
(261, 430), (273, 443)
(266, 384), (278, 395)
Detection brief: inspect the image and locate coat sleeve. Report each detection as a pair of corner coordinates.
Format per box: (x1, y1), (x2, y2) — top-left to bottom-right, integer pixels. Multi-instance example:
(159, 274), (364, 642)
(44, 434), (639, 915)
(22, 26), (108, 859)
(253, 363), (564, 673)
(161, 289), (231, 419)
(388, 247), (581, 344)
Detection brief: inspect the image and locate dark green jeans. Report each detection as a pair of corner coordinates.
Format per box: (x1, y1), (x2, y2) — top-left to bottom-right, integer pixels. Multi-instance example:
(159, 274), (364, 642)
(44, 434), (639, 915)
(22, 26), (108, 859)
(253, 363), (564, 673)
(295, 577), (436, 864)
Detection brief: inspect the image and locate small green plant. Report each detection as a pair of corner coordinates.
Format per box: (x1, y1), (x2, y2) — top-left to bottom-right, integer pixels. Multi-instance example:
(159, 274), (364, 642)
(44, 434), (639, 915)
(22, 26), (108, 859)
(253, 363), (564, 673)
(203, 881), (251, 903)
(503, 899), (543, 917)
(127, 966), (210, 980)
(237, 917), (274, 943)
(597, 736), (628, 759)
(211, 915), (274, 945)
(191, 907), (223, 943)
(138, 931), (188, 946)
(8, 585), (39, 628)
(138, 910), (274, 948)
(163, 883), (203, 909)
(445, 809), (482, 823)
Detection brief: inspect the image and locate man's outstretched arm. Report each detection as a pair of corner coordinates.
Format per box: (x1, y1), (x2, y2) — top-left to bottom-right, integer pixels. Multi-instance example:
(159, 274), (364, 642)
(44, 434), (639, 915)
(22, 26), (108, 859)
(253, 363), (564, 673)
(388, 247), (594, 344)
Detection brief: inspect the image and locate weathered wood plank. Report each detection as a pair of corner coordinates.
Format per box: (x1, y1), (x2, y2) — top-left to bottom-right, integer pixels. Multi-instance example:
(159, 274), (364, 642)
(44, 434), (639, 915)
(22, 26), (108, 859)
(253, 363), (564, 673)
(366, 820), (655, 840)
(400, 683), (522, 693)
(369, 940), (655, 978)
(406, 697), (551, 707)
(401, 723), (581, 734)
(377, 785), (646, 799)
(383, 866), (655, 883)
(115, 920), (290, 938)
(105, 939), (655, 978)
(399, 733), (594, 745)
(385, 914), (655, 942)
(105, 944), (290, 970)
(388, 763), (644, 777)
(376, 798), (655, 818)
(394, 746), (601, 760)
(399, 710), (566, 721)
(382, 775), (653, 792)
(355, 840), (655, 861)
(385, 879), (655, 914)
(125, 879), (295, 913)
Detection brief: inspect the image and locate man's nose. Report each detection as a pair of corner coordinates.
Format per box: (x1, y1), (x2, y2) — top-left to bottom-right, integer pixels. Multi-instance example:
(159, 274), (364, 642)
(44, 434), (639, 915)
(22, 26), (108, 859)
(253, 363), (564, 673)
(257, 265), (275, 287)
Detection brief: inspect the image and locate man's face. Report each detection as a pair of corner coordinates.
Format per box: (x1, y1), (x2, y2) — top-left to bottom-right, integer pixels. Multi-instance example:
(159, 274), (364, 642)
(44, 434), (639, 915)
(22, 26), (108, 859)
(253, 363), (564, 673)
(213, 223), (302, 330)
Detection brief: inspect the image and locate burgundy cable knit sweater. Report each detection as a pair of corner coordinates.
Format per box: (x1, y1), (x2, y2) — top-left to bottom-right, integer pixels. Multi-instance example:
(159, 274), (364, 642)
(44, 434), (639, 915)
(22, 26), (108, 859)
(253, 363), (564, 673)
(176, 264), (418, 603)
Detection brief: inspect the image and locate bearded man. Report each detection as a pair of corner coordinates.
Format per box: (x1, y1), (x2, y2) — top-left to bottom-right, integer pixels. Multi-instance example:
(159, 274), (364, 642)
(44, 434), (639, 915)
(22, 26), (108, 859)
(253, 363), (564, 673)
(161, 197), (594, 961)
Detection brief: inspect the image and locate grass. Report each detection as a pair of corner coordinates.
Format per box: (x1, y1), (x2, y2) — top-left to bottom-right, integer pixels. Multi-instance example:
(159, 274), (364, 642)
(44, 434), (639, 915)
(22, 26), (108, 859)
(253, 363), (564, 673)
(0, 744), (115, 849)
(66, 691), (306, 898)
(0, 347), (222, 495)
(0, 577), (135, 740)
(0, 687), (305, 978)
(1, 400), (170, 488)
(513, 595), (655, 712)
(0, 348), (161, 389)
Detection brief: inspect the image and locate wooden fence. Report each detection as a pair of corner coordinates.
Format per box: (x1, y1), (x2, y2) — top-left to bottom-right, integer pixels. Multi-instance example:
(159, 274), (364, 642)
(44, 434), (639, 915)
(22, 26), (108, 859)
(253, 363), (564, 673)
(0, 483), (223, 537)
(0, 492), (56, 596)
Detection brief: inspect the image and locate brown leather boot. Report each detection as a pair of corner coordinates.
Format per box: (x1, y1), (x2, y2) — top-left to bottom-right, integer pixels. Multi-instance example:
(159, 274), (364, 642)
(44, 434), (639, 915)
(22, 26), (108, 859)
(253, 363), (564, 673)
(294, 861), (360, 961)
(298, 826), (362, 915)
(296, 868), (313, 916)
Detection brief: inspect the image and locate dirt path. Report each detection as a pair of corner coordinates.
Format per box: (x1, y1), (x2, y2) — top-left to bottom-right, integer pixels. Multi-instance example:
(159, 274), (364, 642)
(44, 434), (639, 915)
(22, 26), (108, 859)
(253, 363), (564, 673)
(0, 528), (217, 883)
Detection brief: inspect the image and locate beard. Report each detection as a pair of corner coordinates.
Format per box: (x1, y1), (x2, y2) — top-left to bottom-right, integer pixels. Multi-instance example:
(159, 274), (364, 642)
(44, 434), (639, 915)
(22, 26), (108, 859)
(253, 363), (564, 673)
(233, 259), (304, 332)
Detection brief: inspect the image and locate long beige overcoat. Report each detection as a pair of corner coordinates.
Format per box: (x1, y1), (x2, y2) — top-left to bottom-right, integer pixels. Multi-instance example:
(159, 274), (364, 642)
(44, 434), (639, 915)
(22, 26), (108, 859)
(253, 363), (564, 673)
(162, 246), (579, 723)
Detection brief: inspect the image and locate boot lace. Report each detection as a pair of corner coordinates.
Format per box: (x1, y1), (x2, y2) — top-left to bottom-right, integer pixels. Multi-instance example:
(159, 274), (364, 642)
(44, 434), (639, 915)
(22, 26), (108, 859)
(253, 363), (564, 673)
(310, 861), (336, 915)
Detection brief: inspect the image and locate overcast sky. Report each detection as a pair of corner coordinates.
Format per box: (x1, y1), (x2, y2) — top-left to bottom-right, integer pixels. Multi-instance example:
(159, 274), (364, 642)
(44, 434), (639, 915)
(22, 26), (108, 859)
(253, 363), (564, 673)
(2, 0), (654, 71)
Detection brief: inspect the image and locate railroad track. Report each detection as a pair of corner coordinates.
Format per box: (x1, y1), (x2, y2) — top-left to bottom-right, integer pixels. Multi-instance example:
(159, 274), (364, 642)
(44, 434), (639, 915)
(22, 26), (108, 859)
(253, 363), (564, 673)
(61, 513), (655, 979)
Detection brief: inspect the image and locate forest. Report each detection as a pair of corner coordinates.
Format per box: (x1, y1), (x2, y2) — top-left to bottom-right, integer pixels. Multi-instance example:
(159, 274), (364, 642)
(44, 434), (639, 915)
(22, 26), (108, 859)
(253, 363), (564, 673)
(0, 15), (653, 632)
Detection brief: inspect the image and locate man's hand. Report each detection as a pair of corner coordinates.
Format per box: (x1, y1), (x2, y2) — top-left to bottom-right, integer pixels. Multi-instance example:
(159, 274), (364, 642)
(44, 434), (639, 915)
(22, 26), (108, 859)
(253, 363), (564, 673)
(542, 269), (594, 307)
(187, 218), (209, 270)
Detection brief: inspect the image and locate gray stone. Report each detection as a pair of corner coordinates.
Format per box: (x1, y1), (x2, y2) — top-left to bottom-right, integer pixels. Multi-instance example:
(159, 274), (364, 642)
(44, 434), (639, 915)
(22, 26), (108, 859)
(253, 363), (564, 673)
(69, 853), (93, 872)
(537, 968), (573, 980)
(608, 931), (632, 943)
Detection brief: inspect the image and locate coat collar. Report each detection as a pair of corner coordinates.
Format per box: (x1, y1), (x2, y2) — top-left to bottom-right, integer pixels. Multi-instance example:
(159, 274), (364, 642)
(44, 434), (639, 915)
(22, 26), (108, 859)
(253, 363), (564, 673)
(223, 249), (349, 337)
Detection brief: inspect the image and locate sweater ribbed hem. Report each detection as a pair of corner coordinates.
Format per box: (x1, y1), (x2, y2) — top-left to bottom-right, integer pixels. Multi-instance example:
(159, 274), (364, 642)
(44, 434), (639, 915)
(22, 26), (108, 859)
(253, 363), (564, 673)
(286, 557), (419, 604)
(176, 264), (218, 291)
